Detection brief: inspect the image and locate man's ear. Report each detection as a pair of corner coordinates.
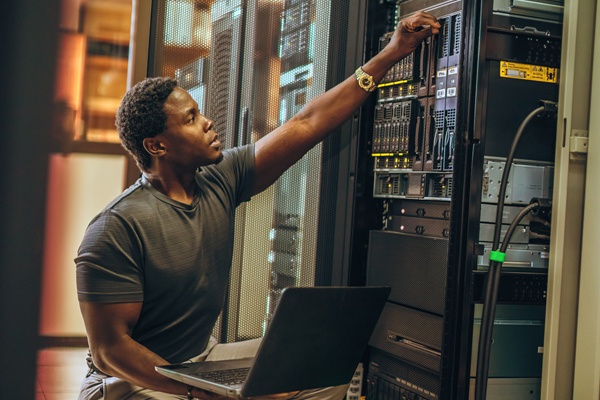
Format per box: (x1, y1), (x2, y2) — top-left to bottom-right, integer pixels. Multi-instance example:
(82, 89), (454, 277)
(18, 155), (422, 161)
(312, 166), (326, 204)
(143, 136), (166, 157)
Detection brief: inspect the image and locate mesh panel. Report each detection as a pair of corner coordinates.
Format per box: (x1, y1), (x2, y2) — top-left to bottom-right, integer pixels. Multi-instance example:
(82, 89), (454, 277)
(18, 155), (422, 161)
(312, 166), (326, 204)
(208, 27), (234, 147)
(148, 0), (341, 343)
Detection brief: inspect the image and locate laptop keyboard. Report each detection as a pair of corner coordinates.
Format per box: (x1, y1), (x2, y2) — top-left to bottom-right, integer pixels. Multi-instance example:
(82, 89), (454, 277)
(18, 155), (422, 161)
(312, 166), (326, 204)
(193, 367), (250, 385)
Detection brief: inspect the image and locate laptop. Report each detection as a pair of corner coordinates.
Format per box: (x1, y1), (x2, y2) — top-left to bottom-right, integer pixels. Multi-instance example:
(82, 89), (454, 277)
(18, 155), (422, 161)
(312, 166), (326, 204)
(156, 286), (390, 398)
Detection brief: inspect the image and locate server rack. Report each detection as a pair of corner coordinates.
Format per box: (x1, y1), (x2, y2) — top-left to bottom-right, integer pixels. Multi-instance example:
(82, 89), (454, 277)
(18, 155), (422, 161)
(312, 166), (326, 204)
(358, 1), (562, 399)
(139, 1), (564, 398)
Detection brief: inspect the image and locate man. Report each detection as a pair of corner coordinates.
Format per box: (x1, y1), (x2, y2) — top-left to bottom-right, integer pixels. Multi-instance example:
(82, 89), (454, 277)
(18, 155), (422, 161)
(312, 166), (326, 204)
(76, 11), (440, 400)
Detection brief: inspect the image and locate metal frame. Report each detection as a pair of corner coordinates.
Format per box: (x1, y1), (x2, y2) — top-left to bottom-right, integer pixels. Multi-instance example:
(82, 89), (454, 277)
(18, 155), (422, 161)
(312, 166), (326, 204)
(542, 0), (595, 398)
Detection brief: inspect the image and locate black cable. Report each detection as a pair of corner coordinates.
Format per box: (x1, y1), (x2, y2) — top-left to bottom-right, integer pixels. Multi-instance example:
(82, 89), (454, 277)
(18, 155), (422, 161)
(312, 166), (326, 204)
(500, 203), (540, 254)
(474, 101), (556, 400)
(475, 202), (539, 399)
(491, 106), (544, 251)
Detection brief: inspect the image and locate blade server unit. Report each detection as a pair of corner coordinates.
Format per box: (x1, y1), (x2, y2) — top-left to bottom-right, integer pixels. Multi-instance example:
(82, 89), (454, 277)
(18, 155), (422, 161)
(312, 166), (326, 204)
(359, 1), (562, 399)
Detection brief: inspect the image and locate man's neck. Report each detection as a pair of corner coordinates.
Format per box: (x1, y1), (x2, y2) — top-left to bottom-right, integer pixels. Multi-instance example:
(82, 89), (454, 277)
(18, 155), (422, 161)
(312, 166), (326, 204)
(142, 169), (197, 205)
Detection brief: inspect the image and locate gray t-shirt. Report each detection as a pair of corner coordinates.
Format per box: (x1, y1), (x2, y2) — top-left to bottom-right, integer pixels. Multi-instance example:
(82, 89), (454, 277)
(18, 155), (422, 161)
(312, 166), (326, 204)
(76, 144), (255, 363)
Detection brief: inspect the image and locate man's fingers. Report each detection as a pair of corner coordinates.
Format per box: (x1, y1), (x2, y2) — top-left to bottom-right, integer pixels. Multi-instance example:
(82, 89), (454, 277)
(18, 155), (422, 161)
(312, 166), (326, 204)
(402, 12), (441, 32)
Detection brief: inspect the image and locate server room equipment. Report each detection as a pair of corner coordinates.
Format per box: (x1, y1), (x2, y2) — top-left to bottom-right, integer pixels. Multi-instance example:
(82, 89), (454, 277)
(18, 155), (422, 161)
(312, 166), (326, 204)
(137, 0), (563, 398)
(358, 0), (562, 399)
(474, 103), (557, 400)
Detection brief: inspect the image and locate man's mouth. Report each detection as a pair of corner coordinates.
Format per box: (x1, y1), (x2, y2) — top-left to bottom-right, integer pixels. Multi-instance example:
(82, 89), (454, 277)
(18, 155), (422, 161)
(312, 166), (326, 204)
(211, 138), (222, 149)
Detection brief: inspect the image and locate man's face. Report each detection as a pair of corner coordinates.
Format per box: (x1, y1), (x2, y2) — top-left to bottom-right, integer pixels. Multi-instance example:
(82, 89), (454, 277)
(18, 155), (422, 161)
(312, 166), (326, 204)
(158, 87), (223, 169)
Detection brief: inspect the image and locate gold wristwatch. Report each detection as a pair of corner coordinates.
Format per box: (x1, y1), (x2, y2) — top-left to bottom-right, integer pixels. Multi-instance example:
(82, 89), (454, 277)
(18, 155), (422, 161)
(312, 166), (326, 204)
(355, 66), (376, 92)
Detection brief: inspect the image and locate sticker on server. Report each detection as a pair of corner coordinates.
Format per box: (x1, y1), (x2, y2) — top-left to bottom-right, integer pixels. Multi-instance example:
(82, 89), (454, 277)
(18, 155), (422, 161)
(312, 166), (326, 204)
(500, 61), (558, 83)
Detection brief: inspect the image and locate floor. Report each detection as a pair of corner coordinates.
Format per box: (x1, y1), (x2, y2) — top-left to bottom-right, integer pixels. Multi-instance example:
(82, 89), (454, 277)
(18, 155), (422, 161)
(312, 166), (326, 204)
(36, 347), (89, 400)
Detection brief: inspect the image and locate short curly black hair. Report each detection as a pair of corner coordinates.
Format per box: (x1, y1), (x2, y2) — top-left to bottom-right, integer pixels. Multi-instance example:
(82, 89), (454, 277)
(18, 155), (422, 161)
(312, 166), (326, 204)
(115, 77), (178, 171)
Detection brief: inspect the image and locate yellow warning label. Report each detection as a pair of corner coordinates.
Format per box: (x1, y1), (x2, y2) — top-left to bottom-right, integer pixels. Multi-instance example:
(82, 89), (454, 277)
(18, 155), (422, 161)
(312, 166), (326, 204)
(500, 61), (558, 83)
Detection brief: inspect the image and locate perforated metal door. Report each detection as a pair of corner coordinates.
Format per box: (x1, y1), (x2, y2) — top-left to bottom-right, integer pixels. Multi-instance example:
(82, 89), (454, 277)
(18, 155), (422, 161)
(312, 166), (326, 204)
(146, 0), (351, 343)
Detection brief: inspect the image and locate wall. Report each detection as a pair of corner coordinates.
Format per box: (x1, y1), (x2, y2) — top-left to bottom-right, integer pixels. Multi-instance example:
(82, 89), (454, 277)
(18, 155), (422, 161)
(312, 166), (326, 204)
(39, 153), (127, 337)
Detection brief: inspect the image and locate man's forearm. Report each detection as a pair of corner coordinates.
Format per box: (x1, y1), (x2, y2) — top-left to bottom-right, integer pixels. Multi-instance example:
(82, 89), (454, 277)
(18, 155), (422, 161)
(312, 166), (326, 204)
(92, 337), (191, 397)
(296, 12), (437, 139)
(252, 11), (439, 194)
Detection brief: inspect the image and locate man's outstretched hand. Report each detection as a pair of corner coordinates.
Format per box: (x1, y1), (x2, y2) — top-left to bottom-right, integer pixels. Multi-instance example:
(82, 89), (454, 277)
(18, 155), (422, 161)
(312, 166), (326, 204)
(385, 11), (441, 59)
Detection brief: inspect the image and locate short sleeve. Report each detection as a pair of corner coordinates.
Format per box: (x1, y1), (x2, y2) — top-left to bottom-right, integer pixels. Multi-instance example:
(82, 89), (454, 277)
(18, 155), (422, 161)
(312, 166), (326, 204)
(76, 210), (145, 303)
(198, 144), (255, 206)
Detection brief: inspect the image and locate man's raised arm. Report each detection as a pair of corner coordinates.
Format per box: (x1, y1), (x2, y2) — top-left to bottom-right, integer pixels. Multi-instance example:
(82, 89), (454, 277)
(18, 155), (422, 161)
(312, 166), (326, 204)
(252, 11), (440, 194)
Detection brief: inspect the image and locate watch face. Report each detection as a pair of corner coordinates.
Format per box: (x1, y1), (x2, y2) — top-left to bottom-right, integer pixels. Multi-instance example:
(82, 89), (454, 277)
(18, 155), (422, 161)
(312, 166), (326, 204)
(356, 68), (374, 91)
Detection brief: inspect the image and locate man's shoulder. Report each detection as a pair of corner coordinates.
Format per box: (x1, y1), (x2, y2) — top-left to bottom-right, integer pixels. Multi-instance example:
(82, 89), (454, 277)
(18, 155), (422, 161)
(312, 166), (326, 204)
(93, 179), (153, 223)
(199, 144), (254, 178)
(210, 144), (253, 167)
(105, 179), (144, 209)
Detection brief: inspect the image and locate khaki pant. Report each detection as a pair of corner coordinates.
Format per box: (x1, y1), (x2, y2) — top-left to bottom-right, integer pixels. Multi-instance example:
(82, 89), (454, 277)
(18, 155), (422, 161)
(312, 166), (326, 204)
(78, 337), (349, 400)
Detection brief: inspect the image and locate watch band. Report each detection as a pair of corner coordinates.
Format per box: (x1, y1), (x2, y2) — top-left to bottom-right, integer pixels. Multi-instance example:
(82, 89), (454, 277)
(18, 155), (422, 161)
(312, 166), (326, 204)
(355, 66), (376, 92)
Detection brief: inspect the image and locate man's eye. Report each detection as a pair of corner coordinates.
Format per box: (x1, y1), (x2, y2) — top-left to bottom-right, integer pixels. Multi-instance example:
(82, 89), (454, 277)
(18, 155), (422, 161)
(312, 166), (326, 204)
(188, 116), (195, 123)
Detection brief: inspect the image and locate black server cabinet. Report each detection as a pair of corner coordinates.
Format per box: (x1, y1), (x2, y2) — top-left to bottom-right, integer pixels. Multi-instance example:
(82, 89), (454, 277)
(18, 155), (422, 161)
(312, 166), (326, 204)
(357, 1), (562, 399)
